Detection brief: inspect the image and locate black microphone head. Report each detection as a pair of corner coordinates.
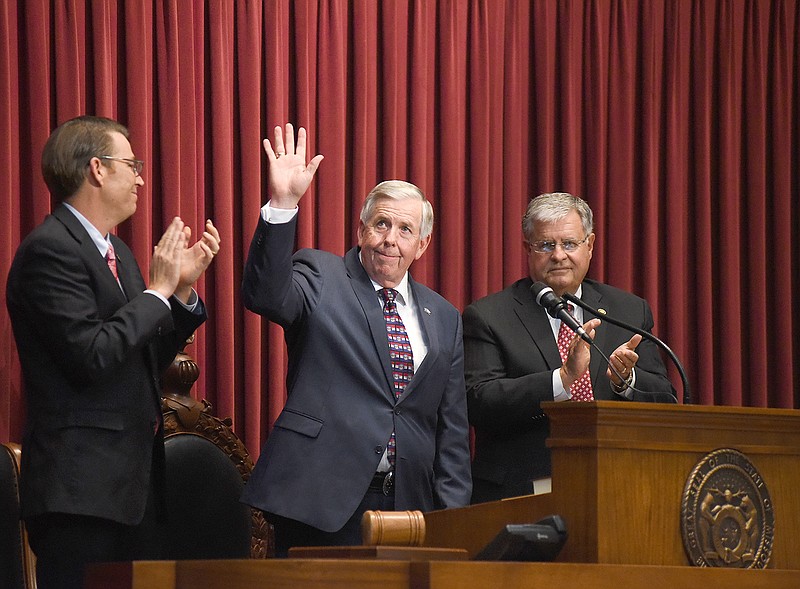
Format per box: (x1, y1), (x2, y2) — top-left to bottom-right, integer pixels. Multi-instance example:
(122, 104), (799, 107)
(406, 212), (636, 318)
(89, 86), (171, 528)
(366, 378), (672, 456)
(530, 281), (565, 319)
(530, 281), (553, 305)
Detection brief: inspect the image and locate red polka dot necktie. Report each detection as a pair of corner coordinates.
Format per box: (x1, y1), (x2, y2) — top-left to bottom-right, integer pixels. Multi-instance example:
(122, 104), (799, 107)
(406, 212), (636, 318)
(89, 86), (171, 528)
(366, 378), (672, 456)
(380, 288), (414, 466)
(556, 304), (594, 401)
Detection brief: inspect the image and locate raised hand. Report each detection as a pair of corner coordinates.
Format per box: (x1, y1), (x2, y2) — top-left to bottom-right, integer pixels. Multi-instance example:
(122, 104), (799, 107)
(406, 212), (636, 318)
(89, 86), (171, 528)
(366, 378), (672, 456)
(263, 123), (324, 209)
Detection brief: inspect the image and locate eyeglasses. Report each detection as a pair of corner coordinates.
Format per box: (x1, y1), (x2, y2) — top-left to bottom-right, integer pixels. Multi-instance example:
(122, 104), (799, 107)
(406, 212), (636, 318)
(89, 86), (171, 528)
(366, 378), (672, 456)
(97, 156), (144, 176)
(528, 235), (590, 254)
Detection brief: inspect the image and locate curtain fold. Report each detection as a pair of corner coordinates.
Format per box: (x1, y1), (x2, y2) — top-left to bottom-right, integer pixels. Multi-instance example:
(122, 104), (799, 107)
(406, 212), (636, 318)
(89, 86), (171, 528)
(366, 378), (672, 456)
(2, 0), (799, 451)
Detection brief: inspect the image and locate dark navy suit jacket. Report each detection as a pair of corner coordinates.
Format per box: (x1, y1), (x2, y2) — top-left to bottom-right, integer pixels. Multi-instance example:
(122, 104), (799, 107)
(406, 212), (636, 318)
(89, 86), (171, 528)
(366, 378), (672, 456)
(240, 216), (471, 532)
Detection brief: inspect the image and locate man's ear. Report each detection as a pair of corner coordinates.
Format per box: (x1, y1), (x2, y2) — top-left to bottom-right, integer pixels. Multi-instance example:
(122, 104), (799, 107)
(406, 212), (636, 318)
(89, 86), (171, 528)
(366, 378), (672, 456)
(586, 232), (596, 259)
(86, 157), (106, 186)
(414, 234), (431, 260)
(356, 220), (366, 246)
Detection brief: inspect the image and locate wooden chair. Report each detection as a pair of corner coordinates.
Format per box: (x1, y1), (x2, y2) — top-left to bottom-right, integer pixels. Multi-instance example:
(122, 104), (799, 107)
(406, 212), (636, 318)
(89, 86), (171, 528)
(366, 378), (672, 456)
(0, 442), (36, 589)
(160, 339), (272, 559)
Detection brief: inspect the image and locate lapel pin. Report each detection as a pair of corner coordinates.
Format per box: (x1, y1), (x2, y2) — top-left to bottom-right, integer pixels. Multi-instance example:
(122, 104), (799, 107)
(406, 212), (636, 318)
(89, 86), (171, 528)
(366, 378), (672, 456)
(424, 307), (431, 315)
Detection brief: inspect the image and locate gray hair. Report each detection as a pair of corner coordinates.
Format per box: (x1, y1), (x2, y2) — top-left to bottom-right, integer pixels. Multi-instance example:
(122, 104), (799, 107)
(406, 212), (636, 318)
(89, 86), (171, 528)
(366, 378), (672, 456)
(360, 180), (434, 239)
(522, 192), (594, 239)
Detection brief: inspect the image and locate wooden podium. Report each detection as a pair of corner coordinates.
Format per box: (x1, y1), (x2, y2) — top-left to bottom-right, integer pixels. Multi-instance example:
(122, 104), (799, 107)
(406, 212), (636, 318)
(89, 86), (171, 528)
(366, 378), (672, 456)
(424, 401), (800, 568)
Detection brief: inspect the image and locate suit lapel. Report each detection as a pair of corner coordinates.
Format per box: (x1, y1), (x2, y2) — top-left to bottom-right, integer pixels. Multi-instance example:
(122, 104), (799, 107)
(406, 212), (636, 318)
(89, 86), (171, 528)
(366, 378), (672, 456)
(53, 206), (128, 304)
(345, 249), (396, 397)
(400, 279), (438, 398)
(512, 279), (562, 370)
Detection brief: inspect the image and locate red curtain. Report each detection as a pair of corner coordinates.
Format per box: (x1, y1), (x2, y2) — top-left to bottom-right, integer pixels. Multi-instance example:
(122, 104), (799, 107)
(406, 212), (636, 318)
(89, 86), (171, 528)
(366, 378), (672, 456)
(2, 1), (799, 455)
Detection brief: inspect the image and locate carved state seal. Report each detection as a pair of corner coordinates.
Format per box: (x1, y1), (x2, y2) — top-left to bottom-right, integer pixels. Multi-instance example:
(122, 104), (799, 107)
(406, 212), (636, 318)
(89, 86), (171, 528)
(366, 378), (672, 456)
(681, 448), (774, 568)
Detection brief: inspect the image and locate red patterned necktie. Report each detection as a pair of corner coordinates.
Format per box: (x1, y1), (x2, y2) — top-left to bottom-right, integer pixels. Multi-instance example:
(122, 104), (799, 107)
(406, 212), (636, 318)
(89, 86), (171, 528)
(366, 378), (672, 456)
(556, 304), (594, 401)
(380, 288), (414, 466)
(106, 242), (119, 281)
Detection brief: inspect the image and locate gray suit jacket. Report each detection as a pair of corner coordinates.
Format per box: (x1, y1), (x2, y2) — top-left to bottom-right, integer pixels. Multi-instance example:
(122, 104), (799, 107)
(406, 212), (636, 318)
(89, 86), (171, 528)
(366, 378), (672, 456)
(463, 277), (675, 503)
(240, 216), (471, 532)
(6, 205), (206, 525)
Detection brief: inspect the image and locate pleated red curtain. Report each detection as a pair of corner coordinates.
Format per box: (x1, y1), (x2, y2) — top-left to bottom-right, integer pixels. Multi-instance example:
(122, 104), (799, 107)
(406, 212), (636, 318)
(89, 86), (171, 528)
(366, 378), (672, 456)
(1, 1), (799, 455)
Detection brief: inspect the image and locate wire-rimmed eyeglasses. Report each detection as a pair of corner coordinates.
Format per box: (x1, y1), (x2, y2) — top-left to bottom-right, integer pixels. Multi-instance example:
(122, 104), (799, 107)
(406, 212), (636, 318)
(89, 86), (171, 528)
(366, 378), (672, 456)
(97, 155), (144, 176)
(528, 235), (590, 254)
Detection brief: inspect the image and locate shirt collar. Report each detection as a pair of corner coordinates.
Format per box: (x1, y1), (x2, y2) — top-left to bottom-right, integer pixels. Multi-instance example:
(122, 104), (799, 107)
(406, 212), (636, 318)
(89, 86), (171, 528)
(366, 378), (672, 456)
(63, 202), (113, 256)
(359, 252), (412, 306)
(372, 274), (412, 307)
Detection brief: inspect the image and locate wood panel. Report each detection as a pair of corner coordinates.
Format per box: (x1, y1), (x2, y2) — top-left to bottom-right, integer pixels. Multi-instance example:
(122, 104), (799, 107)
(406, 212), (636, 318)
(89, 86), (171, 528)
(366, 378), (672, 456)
(87, 559), (800, 589)
(410, 561), (800, 589)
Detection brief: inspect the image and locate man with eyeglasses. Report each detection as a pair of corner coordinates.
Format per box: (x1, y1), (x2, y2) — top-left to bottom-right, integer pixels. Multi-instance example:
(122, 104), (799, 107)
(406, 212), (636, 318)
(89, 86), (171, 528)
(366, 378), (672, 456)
(6, 115), (220, 588)
(463, 192), (675, 504)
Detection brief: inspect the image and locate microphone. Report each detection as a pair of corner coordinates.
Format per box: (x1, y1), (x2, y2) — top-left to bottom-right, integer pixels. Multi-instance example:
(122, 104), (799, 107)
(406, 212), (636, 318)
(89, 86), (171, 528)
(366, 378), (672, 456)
(530, 282), (594, 345)
(563, 292), (689, 405)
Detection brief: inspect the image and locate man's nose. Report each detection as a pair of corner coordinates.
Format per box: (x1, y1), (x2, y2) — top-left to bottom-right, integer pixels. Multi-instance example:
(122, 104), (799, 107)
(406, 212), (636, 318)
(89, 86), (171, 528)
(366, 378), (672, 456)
(384, 227), (399, 244)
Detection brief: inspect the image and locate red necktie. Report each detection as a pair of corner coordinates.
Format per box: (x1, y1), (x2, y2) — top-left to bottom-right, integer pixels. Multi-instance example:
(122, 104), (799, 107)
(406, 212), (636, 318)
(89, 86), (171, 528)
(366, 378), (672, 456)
(556, 304), (594, 401)
(106, 242), (119, 281)
(380, 288), (414, 466)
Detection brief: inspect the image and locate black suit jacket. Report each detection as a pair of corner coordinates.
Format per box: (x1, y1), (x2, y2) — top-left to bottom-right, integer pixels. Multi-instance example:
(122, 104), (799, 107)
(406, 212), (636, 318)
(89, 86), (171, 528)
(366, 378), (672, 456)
(240, 216), (472, 532)
(463, 277), (675, 503)
(6, 205), (206, 525)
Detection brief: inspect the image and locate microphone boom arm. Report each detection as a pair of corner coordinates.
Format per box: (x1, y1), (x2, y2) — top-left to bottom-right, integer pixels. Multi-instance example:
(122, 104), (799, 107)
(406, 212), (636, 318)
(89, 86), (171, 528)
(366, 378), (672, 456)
(562, 292), (691, 405)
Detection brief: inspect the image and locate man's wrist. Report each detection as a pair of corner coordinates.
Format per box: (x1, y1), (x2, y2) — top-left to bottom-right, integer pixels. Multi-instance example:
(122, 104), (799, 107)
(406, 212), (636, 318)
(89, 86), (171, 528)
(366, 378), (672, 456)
(612, 370), (634, 392)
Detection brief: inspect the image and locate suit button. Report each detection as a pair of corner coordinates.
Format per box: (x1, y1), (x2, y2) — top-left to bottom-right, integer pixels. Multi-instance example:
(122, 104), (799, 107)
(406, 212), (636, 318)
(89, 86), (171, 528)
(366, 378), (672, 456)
(394, 408), (401, 415)
(374, 446), (383, 454)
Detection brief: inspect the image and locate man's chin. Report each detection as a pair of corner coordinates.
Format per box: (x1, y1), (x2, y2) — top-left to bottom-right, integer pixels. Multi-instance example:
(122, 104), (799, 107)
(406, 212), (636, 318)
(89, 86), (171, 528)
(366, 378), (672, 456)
(371, 268), (403, 288)
(542, 275), (574, 294)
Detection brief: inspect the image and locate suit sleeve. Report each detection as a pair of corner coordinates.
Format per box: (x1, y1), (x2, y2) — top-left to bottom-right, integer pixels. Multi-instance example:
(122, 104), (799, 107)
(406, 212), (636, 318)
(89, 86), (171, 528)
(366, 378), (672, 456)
(152, 297), (207, 374)
(617, 299), (676, 401)
(241, 215), (323, 328)
(433, 315), (472, 509)
(13, 234), (192, 385)
(463, 303), (556, 431)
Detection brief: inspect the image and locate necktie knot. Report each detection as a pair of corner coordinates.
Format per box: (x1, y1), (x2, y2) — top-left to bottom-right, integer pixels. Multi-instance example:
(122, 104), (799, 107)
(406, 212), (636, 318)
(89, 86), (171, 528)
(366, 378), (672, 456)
(380, 288), (397, 306)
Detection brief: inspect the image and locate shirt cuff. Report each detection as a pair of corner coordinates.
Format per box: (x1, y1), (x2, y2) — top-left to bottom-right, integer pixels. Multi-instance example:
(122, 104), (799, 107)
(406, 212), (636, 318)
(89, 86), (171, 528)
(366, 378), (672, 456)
(553, 369), (571, 402)
(173, 289), (199, 313)
(612, 368), (636, 399)
(144, 289), (199, 313)
(144, 289), (171, 309)
(262, 201), (299, 224)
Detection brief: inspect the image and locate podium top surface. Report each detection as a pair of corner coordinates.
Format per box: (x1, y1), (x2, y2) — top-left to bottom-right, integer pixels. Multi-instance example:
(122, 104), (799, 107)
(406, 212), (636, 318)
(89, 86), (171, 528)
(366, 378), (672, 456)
(543, 401), (800, 453)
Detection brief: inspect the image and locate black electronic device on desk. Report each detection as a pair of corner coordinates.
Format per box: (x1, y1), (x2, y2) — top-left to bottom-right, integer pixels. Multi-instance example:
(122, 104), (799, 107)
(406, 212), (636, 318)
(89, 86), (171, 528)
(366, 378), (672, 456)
(473, 515), (568, 562)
